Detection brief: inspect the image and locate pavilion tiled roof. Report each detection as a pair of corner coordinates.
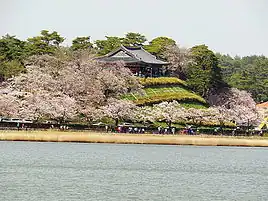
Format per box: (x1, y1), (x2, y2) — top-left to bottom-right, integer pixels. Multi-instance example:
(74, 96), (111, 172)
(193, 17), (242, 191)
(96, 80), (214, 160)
(96, 45), (169, 65)
(96, 55), (139, 63)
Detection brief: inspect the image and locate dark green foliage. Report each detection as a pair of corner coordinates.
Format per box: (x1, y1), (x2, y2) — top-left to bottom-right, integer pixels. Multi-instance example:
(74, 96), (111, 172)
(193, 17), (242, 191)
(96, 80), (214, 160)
(0, 34), (26, 62)
(0, 35), (26, 81)
(95, 36), (123, 55)
(123, 32), (147, 47)
(145, 36), (176, 59)
(215, 53), (235, 79)
(26, 30), (64, 56)
(217, 54), (268, 102)
(94, 32), (146, 55)
(71, 36), (93, 51)
(186, 45), (225, 98)
(0, 60), (25, 81)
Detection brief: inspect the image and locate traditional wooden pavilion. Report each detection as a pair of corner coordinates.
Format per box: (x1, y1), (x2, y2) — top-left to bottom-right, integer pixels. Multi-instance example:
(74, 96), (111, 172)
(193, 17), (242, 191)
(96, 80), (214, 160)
(95, 45), (169, 77)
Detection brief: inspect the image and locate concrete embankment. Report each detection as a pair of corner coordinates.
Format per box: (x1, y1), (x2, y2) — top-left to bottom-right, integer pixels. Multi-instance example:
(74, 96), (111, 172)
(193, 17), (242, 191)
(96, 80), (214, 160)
(0, 131), (268, 147)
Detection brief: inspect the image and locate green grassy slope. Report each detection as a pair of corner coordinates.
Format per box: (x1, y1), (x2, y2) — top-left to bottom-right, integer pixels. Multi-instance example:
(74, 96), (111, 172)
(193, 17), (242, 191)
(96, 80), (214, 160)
(123, 77), (207, 108)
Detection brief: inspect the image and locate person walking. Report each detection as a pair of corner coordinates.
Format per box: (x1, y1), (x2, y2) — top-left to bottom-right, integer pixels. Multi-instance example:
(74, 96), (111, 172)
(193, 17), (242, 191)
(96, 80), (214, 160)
(164, 128), (168, 134)
(158, 126), (161, 134)
(105, 125), (108, 133)
(171, 127), (175, 135)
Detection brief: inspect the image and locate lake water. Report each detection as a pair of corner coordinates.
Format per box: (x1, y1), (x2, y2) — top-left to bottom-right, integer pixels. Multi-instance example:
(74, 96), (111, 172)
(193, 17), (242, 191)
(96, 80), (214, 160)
(0, 141), (267, 201)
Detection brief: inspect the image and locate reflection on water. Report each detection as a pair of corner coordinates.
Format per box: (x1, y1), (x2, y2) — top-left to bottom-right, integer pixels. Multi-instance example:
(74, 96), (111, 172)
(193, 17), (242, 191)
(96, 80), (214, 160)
(0, 142), (267, 201)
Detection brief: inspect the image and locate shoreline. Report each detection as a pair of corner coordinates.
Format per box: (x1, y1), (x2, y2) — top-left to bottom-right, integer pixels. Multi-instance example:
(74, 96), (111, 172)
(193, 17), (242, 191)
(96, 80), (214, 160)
(0, 131), (268, 147)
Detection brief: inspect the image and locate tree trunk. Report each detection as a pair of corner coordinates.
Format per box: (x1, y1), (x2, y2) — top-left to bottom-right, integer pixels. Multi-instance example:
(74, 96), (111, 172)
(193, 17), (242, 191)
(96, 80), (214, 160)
(220, 121), (224, 135)
(115, 119), (119, 127)
(247, 119), (250, 136)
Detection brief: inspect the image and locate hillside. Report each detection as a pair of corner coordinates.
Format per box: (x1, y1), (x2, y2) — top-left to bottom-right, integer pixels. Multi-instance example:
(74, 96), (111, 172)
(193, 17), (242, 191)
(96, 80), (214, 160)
(122, 77), (207, 108)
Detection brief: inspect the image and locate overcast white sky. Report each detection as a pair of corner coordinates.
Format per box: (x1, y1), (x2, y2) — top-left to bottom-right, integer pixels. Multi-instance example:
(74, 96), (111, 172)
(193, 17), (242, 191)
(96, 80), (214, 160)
(0, 0), (267, 56)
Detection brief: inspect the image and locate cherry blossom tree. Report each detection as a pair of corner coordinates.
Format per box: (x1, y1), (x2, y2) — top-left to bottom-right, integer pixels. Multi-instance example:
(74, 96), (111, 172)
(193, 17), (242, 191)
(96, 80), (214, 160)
(208, 88), (258, 127)
(207, 107), (234, 129)
(0, 53), (141, 123)
(151, 101), (187, 128)
(80, 106), (104, 125)
(133, 106), (157, 124)
(185, 108), (215, 126)
(162, 45), (192, 79)
(20, 55), (140, 106)
(101, 98), (137, 126)
(0, 93), (20, 117)
(8, 91), (78, 123)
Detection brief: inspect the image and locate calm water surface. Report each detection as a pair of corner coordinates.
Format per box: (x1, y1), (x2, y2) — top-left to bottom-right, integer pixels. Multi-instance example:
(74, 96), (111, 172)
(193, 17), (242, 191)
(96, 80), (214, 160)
(0, 141), (267, 201)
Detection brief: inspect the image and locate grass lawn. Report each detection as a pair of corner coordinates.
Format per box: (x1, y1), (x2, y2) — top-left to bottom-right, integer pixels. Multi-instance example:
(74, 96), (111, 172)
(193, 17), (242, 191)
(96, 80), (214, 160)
(122, 86), (207, 107)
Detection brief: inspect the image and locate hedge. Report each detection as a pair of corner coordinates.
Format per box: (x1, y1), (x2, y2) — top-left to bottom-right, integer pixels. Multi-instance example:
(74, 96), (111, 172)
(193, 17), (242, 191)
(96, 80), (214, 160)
(123, 86), (206, 103)
(180, 102), (208, 109)
(133, 92), (207, 106)
(139, 77), (186, 87)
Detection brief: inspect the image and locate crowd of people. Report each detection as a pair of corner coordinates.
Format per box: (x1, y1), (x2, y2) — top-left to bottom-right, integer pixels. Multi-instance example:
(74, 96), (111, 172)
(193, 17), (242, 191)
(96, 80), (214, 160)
(106, 125), (187, 135)
(111, 126), (197, 135)
(4, 121), (264, 136)
(106, 125), (146, 134)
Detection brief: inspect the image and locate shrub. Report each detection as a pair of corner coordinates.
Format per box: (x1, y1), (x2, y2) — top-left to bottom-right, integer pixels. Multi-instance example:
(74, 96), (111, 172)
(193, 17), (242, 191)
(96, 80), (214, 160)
(139, 77), (186, 87)
(133, 92), (207, 106)
(180, 102), (208, 109)
(122, 78), (207, 108)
